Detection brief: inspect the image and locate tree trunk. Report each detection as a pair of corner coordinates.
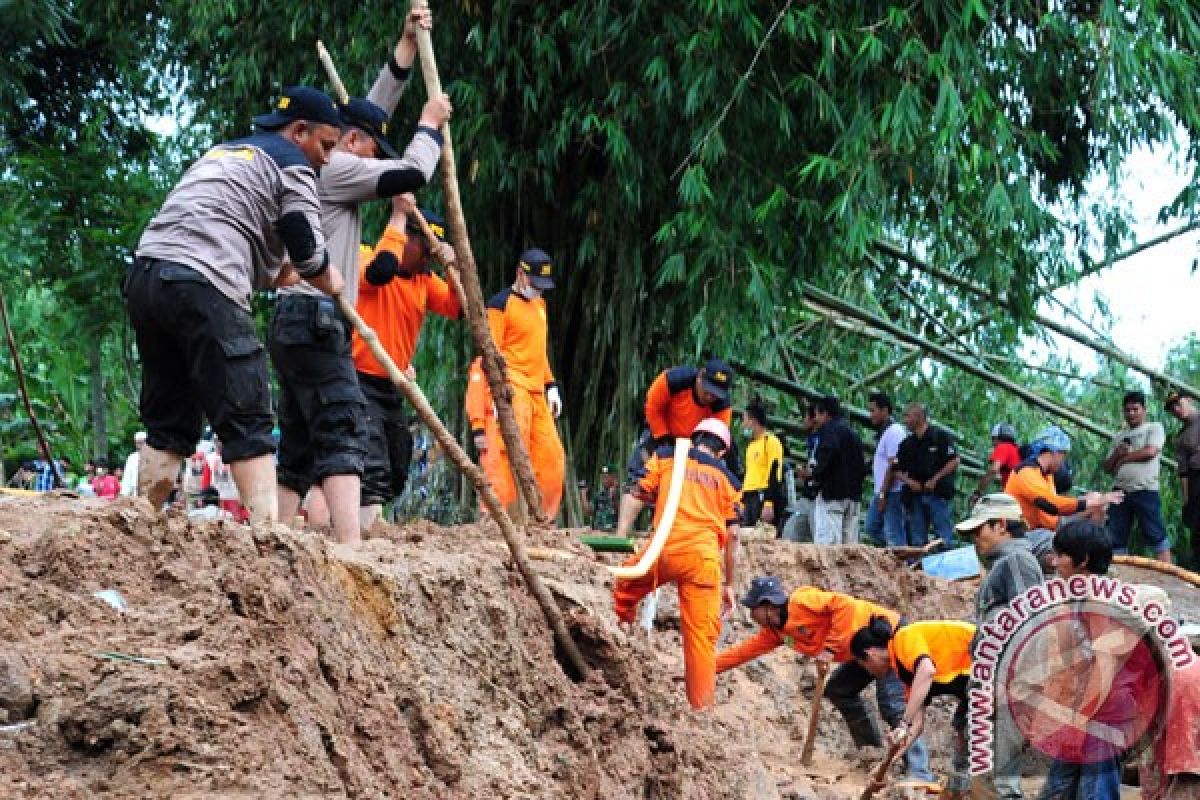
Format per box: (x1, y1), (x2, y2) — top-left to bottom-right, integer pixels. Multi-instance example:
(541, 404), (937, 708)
(89, 337), (108, 463)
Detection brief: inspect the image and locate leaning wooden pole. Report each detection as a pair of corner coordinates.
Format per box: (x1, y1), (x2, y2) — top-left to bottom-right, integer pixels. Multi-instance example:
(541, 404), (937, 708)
(408, 0), (546, 523)
(337, 297), (590, 678)
(0, 287), (62, 488)
(315, 38), (586, 678)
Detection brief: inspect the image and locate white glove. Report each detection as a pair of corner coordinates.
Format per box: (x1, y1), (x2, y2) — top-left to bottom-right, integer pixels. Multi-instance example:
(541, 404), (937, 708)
(547, 386), (562, 418)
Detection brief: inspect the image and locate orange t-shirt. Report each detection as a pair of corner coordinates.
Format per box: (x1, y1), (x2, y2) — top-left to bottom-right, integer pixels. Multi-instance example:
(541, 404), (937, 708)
(352, 226), (461, 377)
(486, 288), (554, 393)
(644, 367), (733, 440)
(889, 620), (975, 690)
(1006, 462), (1082, 530)
(633, 444), (740, 557)
(716, 588), (899, 671)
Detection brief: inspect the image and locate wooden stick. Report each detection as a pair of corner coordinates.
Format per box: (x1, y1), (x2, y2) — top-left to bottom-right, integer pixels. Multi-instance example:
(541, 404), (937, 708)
(801, 660), (828, 766)
(337, 294), (589, 679)
(1113, 554), (1200, 588)
(0, 287), (62, 488)
(859, 740), (905, 800)
(409, 0), (547, 523)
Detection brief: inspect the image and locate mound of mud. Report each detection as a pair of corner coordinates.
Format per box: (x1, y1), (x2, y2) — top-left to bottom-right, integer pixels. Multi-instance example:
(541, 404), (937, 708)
(0, 496), (977, 799)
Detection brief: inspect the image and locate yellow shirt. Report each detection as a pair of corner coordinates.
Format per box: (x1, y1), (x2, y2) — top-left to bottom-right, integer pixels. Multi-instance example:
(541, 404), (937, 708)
(743, 432), (783, 495)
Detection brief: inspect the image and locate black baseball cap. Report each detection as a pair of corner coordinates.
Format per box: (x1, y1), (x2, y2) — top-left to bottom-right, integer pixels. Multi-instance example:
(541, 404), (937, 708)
(700, 358), (735, 403)
(740, 576), (788, 608)
(254, 86), (342, 131)
(519, 247), (555, 290)
(339, 97), (400, 158)
(407, 208), (446, 242)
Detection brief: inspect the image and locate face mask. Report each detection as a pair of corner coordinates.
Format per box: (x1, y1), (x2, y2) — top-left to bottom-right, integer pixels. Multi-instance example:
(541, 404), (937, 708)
(742, 427), (754, 438)
(517, 284), (542, 300)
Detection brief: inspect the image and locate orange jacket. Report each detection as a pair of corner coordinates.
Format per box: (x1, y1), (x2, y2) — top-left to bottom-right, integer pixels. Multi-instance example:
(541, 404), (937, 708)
(716, 588), (899, 671)
(1006, 461), (1084, 530)
(465, 356), (493, 435)
(644, 367), (733, 441)
(352, 225), (461, 377)
(633, 444), (741, 557)
(889, 620), (975, 690)
(486, 288), (554, 393)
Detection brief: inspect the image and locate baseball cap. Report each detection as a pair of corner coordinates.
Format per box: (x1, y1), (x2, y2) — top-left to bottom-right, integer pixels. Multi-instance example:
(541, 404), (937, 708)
(518, 248), (554, 290)
(407, 208), (446, 242)
(955, 493), (1025, 534)
(739, 576), (789, 608)
(254, 86), (342, 131)
(700, 358), (734, 403)
(339, 97), (399, 158)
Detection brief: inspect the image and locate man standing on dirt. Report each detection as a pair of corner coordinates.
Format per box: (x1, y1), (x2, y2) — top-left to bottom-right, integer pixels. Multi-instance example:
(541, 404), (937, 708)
(616, 359), (737, 533)
(809, 395), (867, 545)
(717, 576), (937, 786)
(894, 402), (959, 546)
(865, 391), (908, 547)
(128, 85), (344, 521)
(272, 10), (452, 545)
(969, 422), (1022, 504)
(1103, 390), (1172, 563)
(1166, 389), (1200, 566)
(485, 247), (565, 520)
(740, 397), (785, 535)
(465, 355), (515, 514)
(612, 419), (740, 710)
(352, 194), (460, 528)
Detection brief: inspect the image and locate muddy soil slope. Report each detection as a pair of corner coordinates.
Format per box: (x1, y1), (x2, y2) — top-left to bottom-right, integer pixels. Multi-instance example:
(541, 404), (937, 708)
(0, 497), (984, 799)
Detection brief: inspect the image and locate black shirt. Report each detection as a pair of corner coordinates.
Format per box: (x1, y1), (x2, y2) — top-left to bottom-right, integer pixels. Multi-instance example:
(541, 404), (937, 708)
(896, 425), (958, 499)
(811, 417), (867, 501)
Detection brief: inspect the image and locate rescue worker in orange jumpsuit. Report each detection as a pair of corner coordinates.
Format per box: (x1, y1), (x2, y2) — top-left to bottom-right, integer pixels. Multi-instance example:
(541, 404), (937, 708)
(717, 578), (937, 785)
(615, 359), (738, 533)
(853, 617), (976, 798)
(612, 418), (741, 710)
(485, 248), (564, 520)
(352, 193), (461, 527)
(464, 355), (516, 512)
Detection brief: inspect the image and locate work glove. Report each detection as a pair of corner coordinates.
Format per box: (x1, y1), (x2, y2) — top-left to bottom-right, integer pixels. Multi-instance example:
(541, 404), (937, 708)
(547, 386), (562, 418)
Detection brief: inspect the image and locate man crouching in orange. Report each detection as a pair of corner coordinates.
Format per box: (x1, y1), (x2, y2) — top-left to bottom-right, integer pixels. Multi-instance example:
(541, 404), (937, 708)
(612, 418), (740, 709)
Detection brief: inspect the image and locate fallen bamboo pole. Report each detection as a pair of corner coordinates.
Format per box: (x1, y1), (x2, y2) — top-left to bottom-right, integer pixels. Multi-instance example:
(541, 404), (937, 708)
(1113, 554), (1200, 589)
(409, 0), (547, 523)
(873, 240), (1200, 399)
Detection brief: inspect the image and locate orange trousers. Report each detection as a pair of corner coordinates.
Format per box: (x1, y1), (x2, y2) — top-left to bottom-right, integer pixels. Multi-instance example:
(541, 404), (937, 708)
(479, 416), (516, 511)
(613, 547), (722, 709)
(510, 384), (564, 520)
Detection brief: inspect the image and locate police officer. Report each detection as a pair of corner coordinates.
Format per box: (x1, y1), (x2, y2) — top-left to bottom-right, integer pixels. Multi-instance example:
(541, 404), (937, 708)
(128, 86), (344, 522)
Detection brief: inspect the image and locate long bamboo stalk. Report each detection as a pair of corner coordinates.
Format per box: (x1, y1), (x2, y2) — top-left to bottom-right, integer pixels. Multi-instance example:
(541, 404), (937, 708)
(0, 287), (62, 488)
(800, 285), (1125, 442)
(1112, 554), (1200, 589)
(409, 0), (547, 522)
(872, 241), (1200, 399)
(848, 316), (986, 393)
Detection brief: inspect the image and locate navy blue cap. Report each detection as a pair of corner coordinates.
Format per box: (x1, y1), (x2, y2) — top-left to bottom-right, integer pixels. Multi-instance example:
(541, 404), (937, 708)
(701, 358), (735, 403)
(339, 97), (399, 159)
(254, 86), (342, 131)
(407, 209), (446, 242)
(740, 576), (788, 608)
(519, 247), (554, 290)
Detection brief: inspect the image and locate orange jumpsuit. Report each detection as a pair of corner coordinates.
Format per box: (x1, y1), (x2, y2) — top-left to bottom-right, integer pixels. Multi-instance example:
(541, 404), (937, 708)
(465, 356), (515, 509)
(644, 366), (734, 441)
(716, 588), (899, 671)
(486, 288), (564, 519)
(613, 444), (741, 709)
